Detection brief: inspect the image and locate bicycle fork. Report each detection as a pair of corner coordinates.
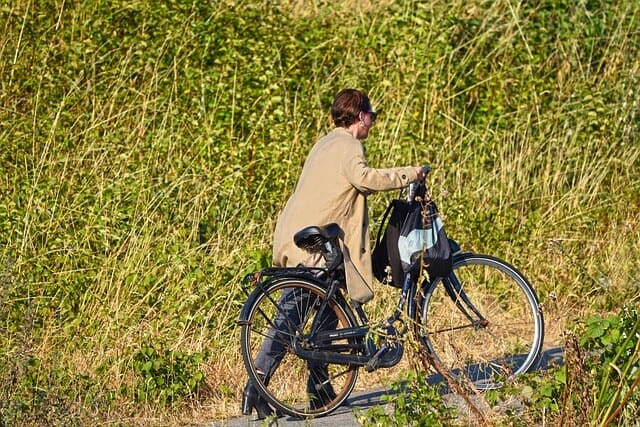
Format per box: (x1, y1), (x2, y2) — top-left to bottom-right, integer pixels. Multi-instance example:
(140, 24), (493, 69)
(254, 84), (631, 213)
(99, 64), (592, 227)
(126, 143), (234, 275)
(441, 272), (489, 330)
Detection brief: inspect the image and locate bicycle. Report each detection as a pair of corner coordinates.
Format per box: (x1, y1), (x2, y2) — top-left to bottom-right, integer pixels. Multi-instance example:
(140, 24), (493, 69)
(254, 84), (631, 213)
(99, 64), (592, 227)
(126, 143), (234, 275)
(237, 169), (544, 419)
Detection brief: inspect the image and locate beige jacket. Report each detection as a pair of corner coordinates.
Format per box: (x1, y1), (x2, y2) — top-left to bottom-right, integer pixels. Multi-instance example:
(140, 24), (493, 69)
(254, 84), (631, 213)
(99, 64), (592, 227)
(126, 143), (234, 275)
(272, 127), (419, 303)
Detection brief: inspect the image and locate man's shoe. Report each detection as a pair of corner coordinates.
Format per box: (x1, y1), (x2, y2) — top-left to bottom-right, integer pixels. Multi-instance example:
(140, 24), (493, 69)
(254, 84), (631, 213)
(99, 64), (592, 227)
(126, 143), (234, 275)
(240, 378), (274, 420)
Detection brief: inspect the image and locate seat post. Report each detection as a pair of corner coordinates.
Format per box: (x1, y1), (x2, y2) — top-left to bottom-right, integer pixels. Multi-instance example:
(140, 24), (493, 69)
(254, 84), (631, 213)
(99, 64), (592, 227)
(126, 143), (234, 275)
(350, 300), (369, 325)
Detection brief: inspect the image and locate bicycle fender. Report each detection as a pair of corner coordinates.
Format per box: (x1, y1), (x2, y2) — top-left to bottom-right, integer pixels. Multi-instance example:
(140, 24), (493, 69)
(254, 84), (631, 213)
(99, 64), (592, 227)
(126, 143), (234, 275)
(237, 272), (327, 323)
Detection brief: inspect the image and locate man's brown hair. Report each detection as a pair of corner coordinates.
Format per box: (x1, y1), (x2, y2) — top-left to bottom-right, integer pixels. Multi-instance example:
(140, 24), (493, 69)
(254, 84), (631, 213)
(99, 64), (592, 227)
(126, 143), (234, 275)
(331, 89), (372, 127)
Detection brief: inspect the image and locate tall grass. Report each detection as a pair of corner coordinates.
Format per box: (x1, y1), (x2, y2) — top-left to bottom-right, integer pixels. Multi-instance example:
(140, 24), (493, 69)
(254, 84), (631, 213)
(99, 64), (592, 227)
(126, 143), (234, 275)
(1, 0), (639, 424)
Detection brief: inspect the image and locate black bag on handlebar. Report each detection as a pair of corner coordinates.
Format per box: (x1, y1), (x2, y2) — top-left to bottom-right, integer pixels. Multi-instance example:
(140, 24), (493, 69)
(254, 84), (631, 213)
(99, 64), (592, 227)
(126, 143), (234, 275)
(373, 194), (453, 287)
(398, 198), (453, 279)
(372, 199), (410, 288)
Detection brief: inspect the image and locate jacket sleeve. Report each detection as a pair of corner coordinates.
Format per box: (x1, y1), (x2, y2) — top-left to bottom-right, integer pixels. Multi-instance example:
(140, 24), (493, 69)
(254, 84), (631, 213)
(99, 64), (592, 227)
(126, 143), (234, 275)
(341, 140), (419, 192)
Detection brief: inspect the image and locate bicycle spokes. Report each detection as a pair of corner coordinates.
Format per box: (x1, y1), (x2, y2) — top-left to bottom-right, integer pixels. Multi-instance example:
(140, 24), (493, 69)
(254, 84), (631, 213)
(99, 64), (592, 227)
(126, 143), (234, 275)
(240, 278), (359, 418)
(442, 274), (487, 326)
(418, 254), (544, 389)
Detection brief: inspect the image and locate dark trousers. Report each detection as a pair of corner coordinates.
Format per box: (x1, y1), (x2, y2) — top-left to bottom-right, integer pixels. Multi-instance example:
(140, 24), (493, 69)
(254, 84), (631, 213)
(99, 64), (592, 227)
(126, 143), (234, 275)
(253, 286), (338, 379)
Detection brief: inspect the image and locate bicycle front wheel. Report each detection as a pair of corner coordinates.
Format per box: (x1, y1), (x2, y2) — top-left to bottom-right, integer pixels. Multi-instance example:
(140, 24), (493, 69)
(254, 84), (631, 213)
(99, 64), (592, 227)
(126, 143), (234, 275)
(417, 253), (544, 389)
(240, 277), (359, 418)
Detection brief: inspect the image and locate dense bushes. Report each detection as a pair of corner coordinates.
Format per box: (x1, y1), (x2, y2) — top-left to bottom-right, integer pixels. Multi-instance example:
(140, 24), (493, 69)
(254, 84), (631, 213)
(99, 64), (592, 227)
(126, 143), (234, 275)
(1, 0), (639, 424)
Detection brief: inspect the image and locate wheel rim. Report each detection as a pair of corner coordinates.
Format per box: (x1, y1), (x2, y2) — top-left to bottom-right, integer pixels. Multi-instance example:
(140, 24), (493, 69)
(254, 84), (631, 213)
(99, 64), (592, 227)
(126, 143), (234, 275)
(241, 279), (359, 417)
(419, 255), (543, 389)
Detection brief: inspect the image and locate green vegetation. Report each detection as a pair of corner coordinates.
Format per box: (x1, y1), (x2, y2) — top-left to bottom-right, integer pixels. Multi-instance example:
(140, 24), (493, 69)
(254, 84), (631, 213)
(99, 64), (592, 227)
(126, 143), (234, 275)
(480, 306), (640, 426)
(1, 0), (638, 425)
(357, 370), (457, 426)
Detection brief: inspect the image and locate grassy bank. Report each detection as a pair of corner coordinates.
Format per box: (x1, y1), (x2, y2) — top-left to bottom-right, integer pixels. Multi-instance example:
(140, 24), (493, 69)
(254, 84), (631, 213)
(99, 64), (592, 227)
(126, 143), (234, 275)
(1, 0), (639, 425)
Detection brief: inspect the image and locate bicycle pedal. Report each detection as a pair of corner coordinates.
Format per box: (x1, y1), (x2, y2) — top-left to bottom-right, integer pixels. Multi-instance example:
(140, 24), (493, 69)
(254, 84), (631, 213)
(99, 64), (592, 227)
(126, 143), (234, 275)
(364, 357), (380, 373)
(364, 343), (388, 372)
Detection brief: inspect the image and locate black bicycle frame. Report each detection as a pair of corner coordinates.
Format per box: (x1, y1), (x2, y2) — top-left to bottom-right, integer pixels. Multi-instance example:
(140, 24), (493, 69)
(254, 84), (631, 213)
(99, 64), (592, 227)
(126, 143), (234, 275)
(291, 269), (416, 366)
(272, 254), (488, 367)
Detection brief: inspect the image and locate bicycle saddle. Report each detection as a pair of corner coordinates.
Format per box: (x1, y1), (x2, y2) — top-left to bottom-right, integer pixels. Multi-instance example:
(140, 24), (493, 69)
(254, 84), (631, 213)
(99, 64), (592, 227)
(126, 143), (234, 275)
(293, 223), (342, 253)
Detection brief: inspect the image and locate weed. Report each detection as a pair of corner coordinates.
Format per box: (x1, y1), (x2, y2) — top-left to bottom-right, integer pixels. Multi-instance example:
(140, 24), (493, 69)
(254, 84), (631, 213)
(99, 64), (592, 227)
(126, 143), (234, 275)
(132, 345), (209, 407)
(356, 370), (456, 426)
(487, 307), (640, 426)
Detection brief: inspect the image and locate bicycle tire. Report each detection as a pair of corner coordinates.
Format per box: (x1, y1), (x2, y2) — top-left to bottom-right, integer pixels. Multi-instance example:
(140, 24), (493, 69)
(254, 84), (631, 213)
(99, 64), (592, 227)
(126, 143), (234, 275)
(416, 253), (544, 389)
(240, 276), (360, 418)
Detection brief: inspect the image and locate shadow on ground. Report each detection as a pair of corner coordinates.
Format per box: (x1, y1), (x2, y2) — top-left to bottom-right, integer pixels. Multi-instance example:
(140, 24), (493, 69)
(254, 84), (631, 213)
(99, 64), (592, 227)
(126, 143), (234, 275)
(425, 345), (565, 387)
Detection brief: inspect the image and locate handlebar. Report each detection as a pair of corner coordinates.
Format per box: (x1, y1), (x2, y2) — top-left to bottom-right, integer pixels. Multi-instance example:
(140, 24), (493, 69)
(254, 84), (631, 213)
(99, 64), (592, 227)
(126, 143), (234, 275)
(407, 165), (430, 201)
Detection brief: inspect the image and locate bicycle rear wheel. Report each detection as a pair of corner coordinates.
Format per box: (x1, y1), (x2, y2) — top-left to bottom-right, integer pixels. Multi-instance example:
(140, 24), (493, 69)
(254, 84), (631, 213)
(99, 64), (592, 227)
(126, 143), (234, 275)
(240, 277), (359, 418)
(417, 253), (544, 389)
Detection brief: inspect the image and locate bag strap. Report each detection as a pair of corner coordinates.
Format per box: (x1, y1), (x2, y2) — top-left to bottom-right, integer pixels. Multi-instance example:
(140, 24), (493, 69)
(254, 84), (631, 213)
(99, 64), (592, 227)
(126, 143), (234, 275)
(374, 199), (398, 246)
